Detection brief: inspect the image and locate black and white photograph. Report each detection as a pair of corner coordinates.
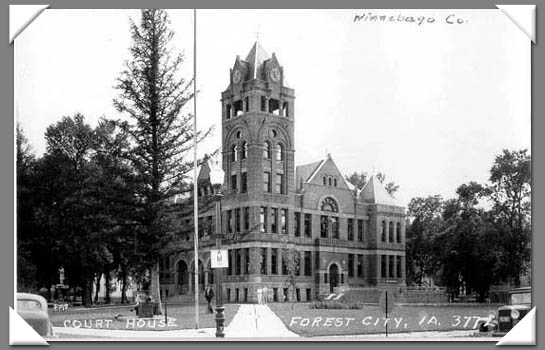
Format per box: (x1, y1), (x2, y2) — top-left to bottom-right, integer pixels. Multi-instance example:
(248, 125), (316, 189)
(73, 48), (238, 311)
(12, 7), (532, 343)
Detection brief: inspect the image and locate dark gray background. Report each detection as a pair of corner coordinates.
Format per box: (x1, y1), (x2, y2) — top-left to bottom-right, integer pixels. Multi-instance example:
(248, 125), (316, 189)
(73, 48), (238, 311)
(1, 0), (543, 349)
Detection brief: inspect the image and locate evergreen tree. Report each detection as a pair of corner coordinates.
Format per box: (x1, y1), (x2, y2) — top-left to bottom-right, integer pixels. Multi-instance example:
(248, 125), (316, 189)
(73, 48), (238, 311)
(113, 9), (211, 311)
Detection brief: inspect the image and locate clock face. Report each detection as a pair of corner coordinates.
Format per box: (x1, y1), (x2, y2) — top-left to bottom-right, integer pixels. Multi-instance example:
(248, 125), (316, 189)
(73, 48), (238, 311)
(270, 67), (281, 82)
(233, 69), (242, 84)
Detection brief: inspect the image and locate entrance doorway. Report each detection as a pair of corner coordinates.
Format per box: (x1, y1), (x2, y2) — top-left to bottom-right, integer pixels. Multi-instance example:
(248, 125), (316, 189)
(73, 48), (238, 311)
(177, 261), (188, 294)
(329, 264), (339, 293)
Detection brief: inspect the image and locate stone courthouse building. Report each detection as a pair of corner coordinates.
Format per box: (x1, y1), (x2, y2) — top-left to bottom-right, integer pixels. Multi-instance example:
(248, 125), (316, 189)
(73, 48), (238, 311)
(160, 41), (406, 303)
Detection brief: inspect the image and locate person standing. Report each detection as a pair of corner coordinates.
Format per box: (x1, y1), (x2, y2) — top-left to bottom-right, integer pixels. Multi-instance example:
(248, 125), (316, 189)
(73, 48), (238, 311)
(205, 285), (215, 313)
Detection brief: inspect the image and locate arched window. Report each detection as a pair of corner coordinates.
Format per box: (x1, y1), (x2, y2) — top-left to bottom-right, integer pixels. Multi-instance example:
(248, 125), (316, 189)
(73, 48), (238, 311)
(323, 176), (327, 185)
(320, 197), (338, 213)
(241, 141), (248, 160)
(275, 144), (284, 161)
(389, 222), (394, 242)
(230, 144), (238, 162)
(263, 141), (271, 159)
(396, 222), (401, 243)
(334, 178), (338, 187)
(328, 177), (332, 186)
(381, 221), (386, 242)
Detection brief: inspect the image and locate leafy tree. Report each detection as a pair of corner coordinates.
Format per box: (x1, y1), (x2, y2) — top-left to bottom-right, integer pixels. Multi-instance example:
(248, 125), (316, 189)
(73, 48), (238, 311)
(486, 149), (531, 287)
(16, 124), (38, 291)
(405, 195), (444, 286)
(113, 9), (211, 311)
(345, 171), (399, 196)
(345, 172), (367, 189)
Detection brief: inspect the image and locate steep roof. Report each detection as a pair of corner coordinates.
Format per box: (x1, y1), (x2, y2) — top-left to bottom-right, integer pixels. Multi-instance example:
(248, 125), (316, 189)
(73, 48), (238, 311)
(295, 160), (324, 188)
(244, 40), (269, 80)
(359, 174), (397, 205)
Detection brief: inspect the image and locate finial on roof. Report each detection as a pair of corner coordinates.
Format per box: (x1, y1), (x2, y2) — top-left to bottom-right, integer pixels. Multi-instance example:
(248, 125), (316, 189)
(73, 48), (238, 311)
(255, 30), (260, 42)
(327, 153), (332, 159)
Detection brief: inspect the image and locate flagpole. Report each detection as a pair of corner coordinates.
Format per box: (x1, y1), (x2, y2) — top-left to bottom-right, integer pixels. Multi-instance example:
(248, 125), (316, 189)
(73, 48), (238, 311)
(192, 7), (200, 330)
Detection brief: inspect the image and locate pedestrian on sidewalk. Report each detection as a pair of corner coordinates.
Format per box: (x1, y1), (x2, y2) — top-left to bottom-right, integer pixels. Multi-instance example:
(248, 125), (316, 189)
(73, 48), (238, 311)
(257, 288), (263, 304)
(205, 286), (215, 313)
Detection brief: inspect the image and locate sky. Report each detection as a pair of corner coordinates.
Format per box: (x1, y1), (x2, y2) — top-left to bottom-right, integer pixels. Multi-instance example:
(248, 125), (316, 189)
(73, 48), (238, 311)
(14, 9), (531, 207)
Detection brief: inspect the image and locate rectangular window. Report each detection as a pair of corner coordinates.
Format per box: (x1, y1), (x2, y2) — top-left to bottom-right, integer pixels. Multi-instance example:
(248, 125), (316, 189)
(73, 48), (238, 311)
(231, 174), (237, 192)
(241, 172), (248, 193)
(281, 249), (288, 275)
(276, 173), (285, 194)
(381, 221), (387, 242)
(260, 248), (267, 274)
(244, 248), (250, 275)
(304, 214), (312, 237)
(331, 217), (339, 239)
(260, 207), (267, 233)
(263, 172), (271, 193)
(389, 255), (395, 278)
(228, 250), (233, 275)
(243, 207), (250, 231)
(348, 254), (354, 277)
(227, 210), (233, 233)
(295, 212), (301, 237)
(358, 219), (364, 242)
(347, 218), (354, 241)
(271, 208), (278, 233)
(281, 209), (288, 234)
(397, 256), (402, 278)
(381, 255), (387, 278)
(261, 96), (267, 111)
(357, 255), (364, 277)
(304, 251), (312, 276)
(236, 249), (241, 275)
(271, 248), (278, 275)
(320, 215), (328, 238)
(235, 208), (241, 233)
(245, 96), (249, 112)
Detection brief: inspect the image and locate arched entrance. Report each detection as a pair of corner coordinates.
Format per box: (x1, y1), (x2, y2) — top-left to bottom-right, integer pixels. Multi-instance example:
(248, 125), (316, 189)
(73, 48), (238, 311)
(329, 264), (339, 293)
(177, 261), (188, 295)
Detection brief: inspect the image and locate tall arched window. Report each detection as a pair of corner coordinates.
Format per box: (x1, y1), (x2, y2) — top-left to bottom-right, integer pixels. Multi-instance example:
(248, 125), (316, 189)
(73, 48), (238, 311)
(263, 141), (271, 159)
(320, 197), (338, 213)
(381, 221), (386, 242)
(241, 141), (248, 160)
(275, 144), (284, 161)
(389, 222), (394, 242)
(230, 144), (238, 162)
(396, 222), (401, 243)
(323, 176), (327, 185)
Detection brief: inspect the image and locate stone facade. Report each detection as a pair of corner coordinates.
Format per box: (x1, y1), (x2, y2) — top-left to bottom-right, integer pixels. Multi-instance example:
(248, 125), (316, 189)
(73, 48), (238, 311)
(160, 41), (406, 303)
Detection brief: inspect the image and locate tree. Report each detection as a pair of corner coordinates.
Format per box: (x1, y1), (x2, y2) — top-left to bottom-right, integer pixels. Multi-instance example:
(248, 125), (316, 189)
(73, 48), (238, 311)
(113, 9), (211, 312)
(345, 171), (399, 196)
(280, 238), (300, 307)
(486, 149), (531, 287)
(438, 183), (500, 302)
(376, 172), (399, 196)
(345, 172), (367, 189)
(405, 195), (444, 286)
(16, 124), (38, 291)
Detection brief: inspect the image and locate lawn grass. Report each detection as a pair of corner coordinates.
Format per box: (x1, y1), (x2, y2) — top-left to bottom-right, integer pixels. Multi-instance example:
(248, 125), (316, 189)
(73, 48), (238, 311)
(269, 303), (499, 337)
(50, 303), (240, 331)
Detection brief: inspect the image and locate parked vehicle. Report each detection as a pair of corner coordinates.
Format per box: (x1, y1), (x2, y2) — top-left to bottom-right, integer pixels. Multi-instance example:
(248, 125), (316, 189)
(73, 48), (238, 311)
(16, 293), (54, 337)
(496, 287), (531, 334)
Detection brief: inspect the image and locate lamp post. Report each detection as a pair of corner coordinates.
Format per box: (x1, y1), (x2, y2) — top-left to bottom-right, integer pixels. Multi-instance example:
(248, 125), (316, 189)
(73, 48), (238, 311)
(210, 163), (225, 338)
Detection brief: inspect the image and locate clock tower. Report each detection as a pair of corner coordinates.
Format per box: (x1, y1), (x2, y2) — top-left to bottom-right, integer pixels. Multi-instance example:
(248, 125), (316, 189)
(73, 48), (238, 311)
(221, 41), (296, 234)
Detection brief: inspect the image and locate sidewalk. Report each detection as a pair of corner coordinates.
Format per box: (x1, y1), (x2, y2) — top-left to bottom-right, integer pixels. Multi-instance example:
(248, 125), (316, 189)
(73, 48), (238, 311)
(225, 304), (299, 339)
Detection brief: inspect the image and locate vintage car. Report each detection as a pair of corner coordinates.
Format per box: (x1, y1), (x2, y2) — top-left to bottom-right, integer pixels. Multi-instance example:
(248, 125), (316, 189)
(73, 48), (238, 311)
(16, 293), (54, 337)
(496, 287), (532, 334)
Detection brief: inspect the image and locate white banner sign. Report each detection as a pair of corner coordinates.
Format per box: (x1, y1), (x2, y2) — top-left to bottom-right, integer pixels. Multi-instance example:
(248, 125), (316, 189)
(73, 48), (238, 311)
(210, 249), (228, 268)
